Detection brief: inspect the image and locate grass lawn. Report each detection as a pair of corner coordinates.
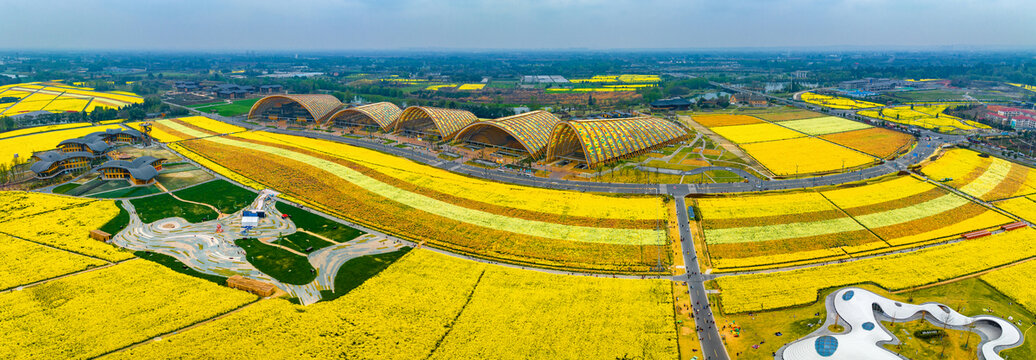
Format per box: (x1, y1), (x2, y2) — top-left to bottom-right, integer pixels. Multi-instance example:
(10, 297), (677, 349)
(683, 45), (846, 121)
(52, 183), (81, 194)
(320, 247), (411, 301)
(273, 232), (334, 254)
(98, 201), (130, 235)
(235, 238), (316, 285)
(710, 279), (1035, 360)
(193, 98), (262, 117)
(276, 202), (365, 242)
(134, 250), (227, 284)
(174, 179), (256, 214)
(130, 193), (218, 224)
(79, 179), (130, 196)
(156, 169), (214, 191)
(89, 185), (162, 198)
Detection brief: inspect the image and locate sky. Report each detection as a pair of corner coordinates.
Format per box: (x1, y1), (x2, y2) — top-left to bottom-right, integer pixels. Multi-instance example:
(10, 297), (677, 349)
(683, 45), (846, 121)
(1, 0), (1034, 51)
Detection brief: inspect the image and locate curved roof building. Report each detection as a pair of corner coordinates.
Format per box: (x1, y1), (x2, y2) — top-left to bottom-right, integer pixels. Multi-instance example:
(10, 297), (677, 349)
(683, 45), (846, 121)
(247, 94), (343, 123)
(452, 110), (561, 159)
(325, 102), (403, 131)
(545, 117), (689, 167)
(96, 156), (165, 185)
(391, 106), (478, 140)
(29, 151), (95, 179)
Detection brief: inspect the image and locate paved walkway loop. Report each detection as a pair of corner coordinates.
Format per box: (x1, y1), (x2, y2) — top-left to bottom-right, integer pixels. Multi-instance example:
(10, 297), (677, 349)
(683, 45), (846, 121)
(110, 189), (401, 305)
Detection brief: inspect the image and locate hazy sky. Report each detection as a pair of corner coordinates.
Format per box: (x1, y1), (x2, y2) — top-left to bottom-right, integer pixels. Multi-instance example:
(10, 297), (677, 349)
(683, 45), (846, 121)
(2, 0), (1034, 50)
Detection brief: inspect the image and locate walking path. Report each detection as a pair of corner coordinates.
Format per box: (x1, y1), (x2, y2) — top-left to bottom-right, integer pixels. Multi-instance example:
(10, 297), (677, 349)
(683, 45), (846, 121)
(308, 234), (404, 292)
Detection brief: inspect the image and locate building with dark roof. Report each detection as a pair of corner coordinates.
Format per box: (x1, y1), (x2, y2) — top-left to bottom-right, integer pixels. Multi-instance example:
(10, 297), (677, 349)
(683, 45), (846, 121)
(96, 156), (165, 185)
(650, 97), (694, 110)
(29, 151), (95, 179)
(31, 128), (145, 179)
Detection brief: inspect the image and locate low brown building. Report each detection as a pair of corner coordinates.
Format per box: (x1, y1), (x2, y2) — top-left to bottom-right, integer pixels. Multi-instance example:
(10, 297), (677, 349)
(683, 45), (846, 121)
(227, 275), (277, 297)
(89, 229), (112, 241)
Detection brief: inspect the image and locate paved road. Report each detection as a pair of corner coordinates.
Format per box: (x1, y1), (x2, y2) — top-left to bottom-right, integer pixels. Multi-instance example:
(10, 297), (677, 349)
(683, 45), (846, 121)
(672, 186), (729, 360)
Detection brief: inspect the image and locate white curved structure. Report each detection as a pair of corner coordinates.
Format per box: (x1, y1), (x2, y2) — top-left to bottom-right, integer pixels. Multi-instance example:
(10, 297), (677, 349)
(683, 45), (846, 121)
(779, 287), (1022, 360)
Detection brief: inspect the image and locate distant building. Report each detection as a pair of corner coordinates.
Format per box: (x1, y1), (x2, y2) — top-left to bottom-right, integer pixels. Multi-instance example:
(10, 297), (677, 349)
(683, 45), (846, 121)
(650, 97), (694, 110)
(174, 81), (200, 92)
(730, 93), (768, 107)
(838, 78), (905, 92)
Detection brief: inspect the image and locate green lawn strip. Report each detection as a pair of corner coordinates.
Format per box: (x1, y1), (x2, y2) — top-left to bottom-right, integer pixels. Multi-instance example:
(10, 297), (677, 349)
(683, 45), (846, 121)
(275, 202), (364, 242)
(234, 238), (316, 285)
(89, 185), (162, 198)
(272, 232), (334, 254)
(98, 201), (130, 235)
(193, 98), (262, 116)
(319, 247), (412, 301)
(130, 193), (218, 223)
(52, 183), (81, 194)
(134, 250), (228, 285)
(156, 170), (213, 191)
(173, 179), (256, 214)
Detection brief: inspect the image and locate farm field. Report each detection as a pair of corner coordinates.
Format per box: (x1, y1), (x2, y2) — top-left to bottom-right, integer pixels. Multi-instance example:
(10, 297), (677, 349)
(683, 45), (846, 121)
(709, 122), (804, 144)
(800, 92), (882, 109)
(107, 249), (677, 360)
(0, 191), (131, 261)
(819, 127), (915, 158)
(0, 82), (143, 116)
(0, 259), (257, 359)
(752, 109), (826, 121)
(993, 196), (1036, 223)
(0, 124), (124, 165)
(0, 122), (92, 139)
(713, 227), (1036, 313)
(696, 175), (1013, 270)
(690, 114), (764, 127)
(0, 233), (106, 291)
(921, 148), (1036, 201)
(980, 260), (1036, 314)
(739, 137), (874, 176)
(777, 116), (872, 135)
(162, 121), (670, 272)
(859, 105), (991, 133)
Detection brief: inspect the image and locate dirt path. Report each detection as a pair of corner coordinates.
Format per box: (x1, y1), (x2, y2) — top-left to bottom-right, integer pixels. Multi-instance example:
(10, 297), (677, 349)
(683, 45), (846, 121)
(677, 115), (775, 179)
(94, 299), (264, 358)
(300, 229), (341, 244)
(156, 181), (224, 219)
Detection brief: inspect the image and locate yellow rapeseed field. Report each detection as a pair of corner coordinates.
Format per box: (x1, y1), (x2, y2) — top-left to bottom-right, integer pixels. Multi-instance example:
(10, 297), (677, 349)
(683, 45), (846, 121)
(800, 92), (882, 109)
(922, 148), (1036, 201)
(457, 83), (486, 90)
(0, 191), (130, 261)
(710, 122), (804, 144)
(174, 116), (247, 134)
(715, 228), (1036, 313)
(0, 234), (106, 291)
(108, 250), (677, 359)
(778, 116), (872, 135)
(0, 122), (92, 139)
(0, 260), (257, 359)
(740, 137), (875, 175)
(234, 130), (665, 221)
(980, 260), (1036, 313)
(994, 197), (1036, 223)
(0, 124), (124, 164)
(859, 105), (991, 133)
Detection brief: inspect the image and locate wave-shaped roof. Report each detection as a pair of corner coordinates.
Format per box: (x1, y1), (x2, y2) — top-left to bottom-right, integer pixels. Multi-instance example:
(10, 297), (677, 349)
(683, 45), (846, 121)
(325, 102), (403, 131)
(453, 110), (561, 158)
(392, 106), (478, 139)
(247, 94), (344, 122)
(546, 117), (689, 167)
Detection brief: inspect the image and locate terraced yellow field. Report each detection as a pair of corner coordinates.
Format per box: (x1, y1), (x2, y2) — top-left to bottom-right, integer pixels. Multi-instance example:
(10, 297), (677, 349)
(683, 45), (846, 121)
(739, 137), (874, 176)
(922, 148), (1036, 201)
(710, 122), (804, 144)
(698, 175), (1013, 270)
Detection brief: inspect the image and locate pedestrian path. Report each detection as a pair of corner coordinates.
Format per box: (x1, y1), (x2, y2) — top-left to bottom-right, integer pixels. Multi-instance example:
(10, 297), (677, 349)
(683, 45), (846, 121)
(110, 189), (399, 305)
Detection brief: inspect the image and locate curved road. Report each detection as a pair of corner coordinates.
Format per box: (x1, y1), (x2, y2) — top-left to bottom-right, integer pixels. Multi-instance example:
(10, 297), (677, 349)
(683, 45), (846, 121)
(182, 105), (964, 360)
